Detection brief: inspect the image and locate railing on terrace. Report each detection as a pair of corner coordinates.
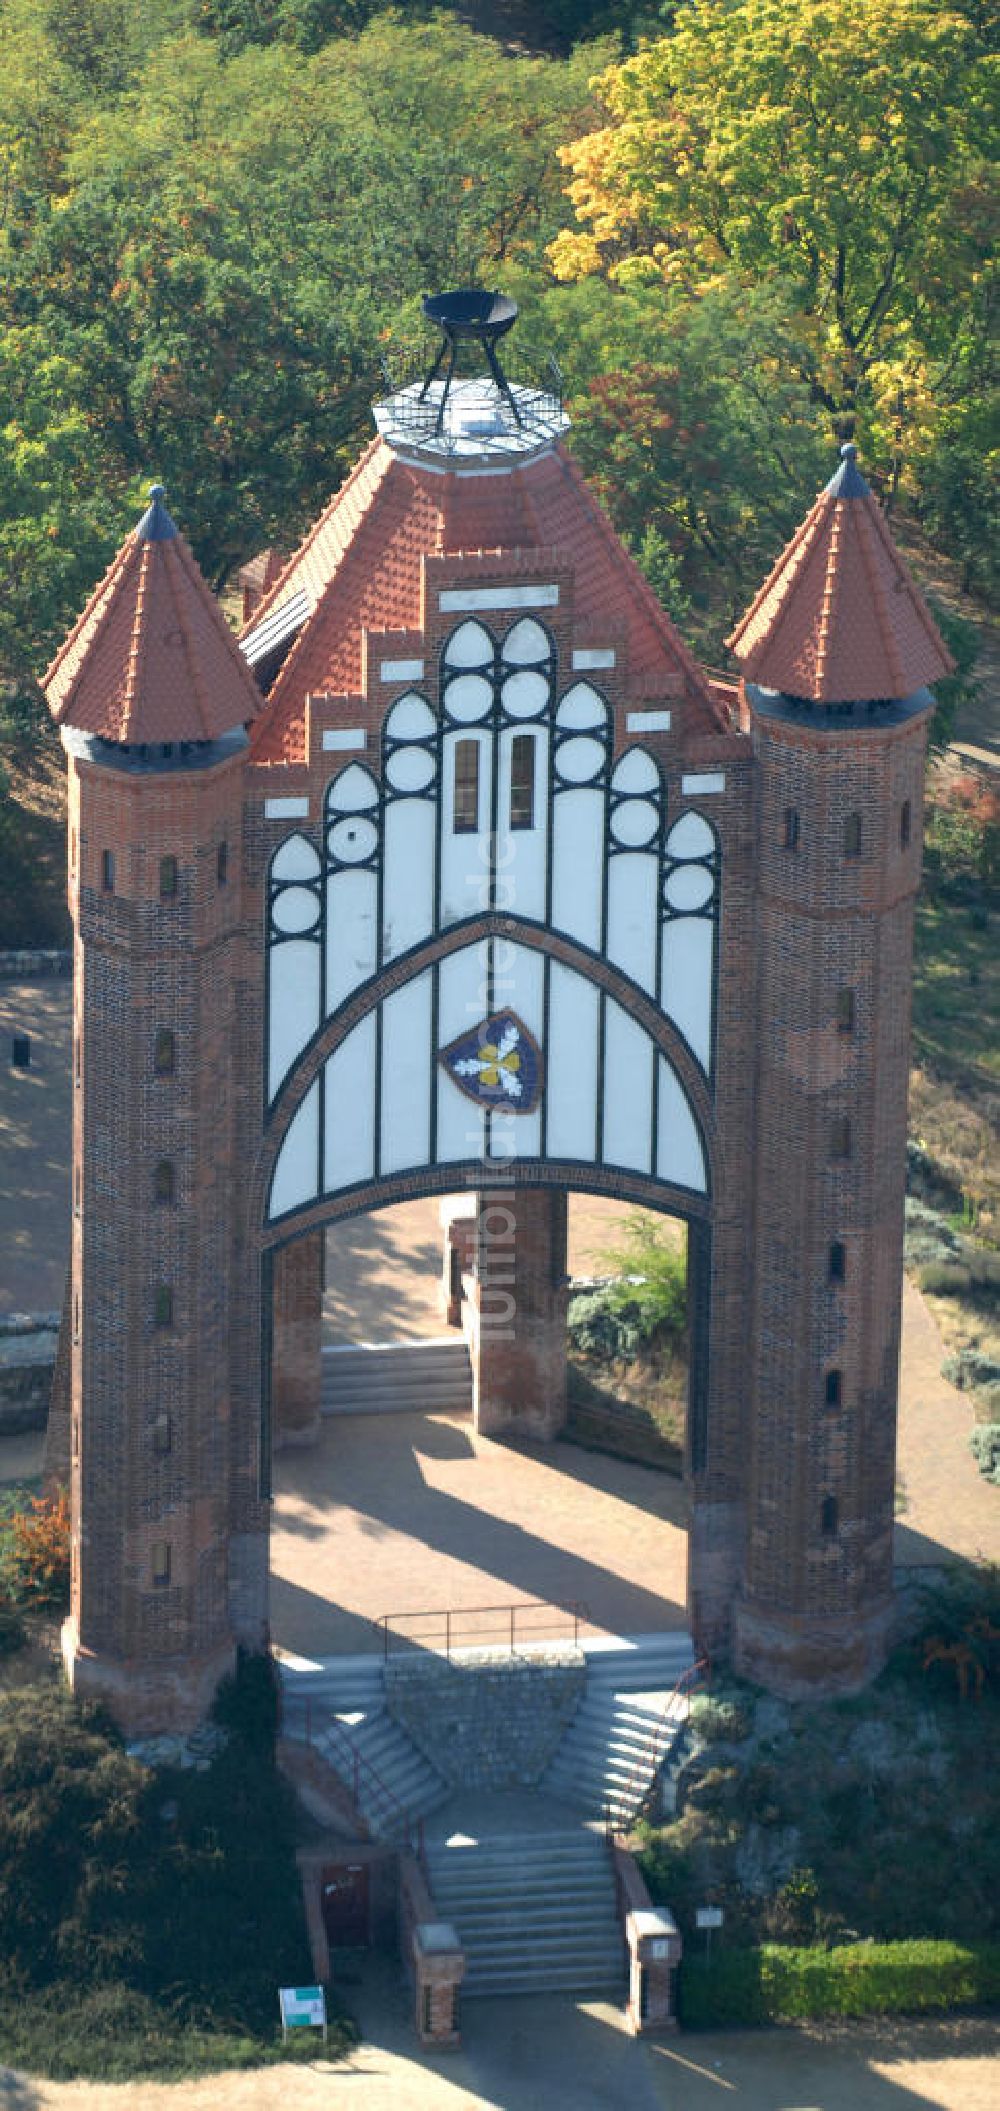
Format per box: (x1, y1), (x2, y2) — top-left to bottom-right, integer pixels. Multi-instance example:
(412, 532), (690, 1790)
(605, 1655), (711, 1837)
(284, 1691), (412, 1843)
(376, 1598), (590, 1662)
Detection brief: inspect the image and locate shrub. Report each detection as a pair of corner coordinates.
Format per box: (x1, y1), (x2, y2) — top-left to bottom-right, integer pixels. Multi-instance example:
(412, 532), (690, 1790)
(567, 1288), (645, 1362)
(918, 1262), (973, 1297)
(212, 1648), (280, 1749)
(903, 1198), (962, 1268)
(7, 1489), (70, 1608)
(0, 1595), (27, 1656)
(689, 1695), (751, 1745)
(970, 1425), (1000, 1486)
(943, 1350), (1000, 1394)
(678, 1939), (1000, 2029)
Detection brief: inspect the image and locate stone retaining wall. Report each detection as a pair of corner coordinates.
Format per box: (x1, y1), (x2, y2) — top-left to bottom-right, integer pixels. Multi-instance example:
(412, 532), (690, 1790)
(386, 1651), (585, 1790)
(0, 1313), (59, 1435)
(0, 950), (71, 980)
(566, 1385), (683, 1475)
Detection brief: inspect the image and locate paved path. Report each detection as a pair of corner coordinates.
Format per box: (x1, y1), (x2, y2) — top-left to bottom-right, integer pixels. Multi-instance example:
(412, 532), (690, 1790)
(0, 982), (71, 1316)
(894, 1278), (999, 1565)
(3, 2008), (998, 2110)
(271, 1409), (689, 1658)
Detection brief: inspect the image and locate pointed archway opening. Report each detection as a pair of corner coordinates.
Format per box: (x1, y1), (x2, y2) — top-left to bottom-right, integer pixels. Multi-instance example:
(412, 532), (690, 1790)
(264, 1180), (699, 1666)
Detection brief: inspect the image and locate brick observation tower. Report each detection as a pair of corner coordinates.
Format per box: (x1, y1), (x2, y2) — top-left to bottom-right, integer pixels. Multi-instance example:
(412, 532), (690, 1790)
(41, 299), (953, 1733)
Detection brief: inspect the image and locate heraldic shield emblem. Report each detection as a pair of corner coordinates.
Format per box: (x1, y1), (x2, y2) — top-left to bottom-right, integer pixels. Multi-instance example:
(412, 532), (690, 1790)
(439, 1011), (544, 1115)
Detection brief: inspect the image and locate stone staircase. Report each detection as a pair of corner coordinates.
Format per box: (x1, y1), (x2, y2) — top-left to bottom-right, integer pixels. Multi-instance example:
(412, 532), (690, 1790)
(424, 1823), (626, 1998)
(321, 1340), (472, 1417)
(280, 1653), (449, 1839)
(540, 1631), (697, 1828)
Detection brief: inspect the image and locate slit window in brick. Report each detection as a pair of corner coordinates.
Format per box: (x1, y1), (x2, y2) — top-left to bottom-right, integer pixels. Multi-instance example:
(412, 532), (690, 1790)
(153, 1160), (175, 1205)
(159, 855), (178, 900)
(151, 1541), (171, 1587)
(900, 799), (911, 849)
(830, 1115), (852, 1160)
(821, 1494), (839, 1538)
(153, 1029), (175, 1077)
(154, 1286), (173, 1328)
(217, 840), (228, 888)
(829, 1239), (846, 1284)
(825, 1368), (843, 1409)
(101, 850), (115, 893)
(453, 739), (480, 834)
(843, 811), (863, 858)
(510, 735), (535, 831)
(836, 988), (855, 1034)
(782, 807), (800, 851)
(152, 1414), (172, 1456)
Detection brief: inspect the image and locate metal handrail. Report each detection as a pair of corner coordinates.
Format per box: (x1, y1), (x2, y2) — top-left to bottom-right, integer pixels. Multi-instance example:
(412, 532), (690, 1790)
(376, 1598), (589, 1661)
(604, 1656), (710, 1838)
(377, 338), (563, 416)
(292, 1692), (412, 1842)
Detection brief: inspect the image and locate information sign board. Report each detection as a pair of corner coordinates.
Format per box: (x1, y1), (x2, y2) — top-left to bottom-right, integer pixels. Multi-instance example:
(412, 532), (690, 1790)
(279, 1986), (327, 2040)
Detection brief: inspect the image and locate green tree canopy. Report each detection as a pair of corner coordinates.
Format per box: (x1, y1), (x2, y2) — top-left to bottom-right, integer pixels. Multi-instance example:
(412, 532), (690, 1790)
(551, 0), (998, 449)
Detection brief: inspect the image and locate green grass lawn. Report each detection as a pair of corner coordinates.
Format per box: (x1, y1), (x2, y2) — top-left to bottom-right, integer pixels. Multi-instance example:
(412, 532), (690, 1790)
(912, 896), (999, 1082)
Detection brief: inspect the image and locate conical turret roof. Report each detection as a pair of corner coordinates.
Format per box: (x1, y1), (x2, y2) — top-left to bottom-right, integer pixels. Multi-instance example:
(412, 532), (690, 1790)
(43, 487), (261, 743)
(727, 446), (952, 704)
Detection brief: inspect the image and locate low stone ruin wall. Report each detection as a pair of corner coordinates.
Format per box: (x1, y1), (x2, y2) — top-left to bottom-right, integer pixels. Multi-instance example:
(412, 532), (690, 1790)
(386, 1650), (585, 1790)
(0, 1312), (58, 1435)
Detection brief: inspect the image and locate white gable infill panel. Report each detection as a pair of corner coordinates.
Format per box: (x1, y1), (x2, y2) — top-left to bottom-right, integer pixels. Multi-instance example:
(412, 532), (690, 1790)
(439, 586), (559, 612)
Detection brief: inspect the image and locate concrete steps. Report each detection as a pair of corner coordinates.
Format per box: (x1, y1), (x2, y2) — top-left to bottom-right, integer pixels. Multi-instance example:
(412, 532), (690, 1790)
(279, 1653), (449, 1840)
(425, 1828), (625, 1998)
(321, 1340), (472, 1417)
(541, 1632), (696, 1827)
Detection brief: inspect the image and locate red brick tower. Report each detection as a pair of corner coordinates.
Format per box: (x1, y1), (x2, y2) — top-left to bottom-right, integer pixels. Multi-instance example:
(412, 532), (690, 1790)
(728, 446), (952, 1695)
(42, 487), (261, 1733)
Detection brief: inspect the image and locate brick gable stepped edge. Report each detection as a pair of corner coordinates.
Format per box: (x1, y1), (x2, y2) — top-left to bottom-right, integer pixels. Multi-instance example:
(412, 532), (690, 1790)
(424, 1829), (626, 1998)
(541, 1632), (696, 1827)
(321, 1341), (472, 1417)
(280, 1655), (449, 1838)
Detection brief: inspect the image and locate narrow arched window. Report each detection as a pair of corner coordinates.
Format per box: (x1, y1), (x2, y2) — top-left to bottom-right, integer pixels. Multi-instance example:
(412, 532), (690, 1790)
(843, 811), (862, 858)
(159, 855), (178, 900)
(836, 988), (855, 1034)
(821, 1494), (839, 1538)
(830, 1116), (852, 1161)
(101, 849), (115, 893)
(510, 734), (535, 831)
(153, 1029), (175, 1077)
(783, 807), (800, 851)
(900, 800), (911, 850)
(153, 1160), (175, 1205)
(453, 740), (480, 834)
(825, 1369), (842, 1409)
(829, 1240), (846, 1284)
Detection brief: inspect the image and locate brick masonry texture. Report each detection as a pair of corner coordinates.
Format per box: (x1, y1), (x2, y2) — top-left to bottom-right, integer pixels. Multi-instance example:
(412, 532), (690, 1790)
(53, 426), (934, 1731)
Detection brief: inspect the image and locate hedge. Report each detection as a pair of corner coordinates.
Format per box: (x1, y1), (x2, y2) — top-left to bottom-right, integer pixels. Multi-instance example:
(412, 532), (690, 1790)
(678, 1940), (1000, 2029)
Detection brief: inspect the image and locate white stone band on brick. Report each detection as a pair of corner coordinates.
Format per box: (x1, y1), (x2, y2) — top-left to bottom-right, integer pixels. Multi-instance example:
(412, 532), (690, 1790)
(380, 658), (425, 683)
(321, 730), (367, 752)
(573, 648), (616, 671)
(627, 709), (671, 733)
(438, 585), (559, 613)
(681, 771), (725, 795)
(264, 796), (310, 819)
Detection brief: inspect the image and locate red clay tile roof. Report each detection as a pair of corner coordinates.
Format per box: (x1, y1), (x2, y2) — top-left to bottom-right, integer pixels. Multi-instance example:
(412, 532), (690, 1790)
(238, 547), (286, 595)
(727, 447), (953, 703)
(245, 439), (723, 763)
(43, 489), (261, 744)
